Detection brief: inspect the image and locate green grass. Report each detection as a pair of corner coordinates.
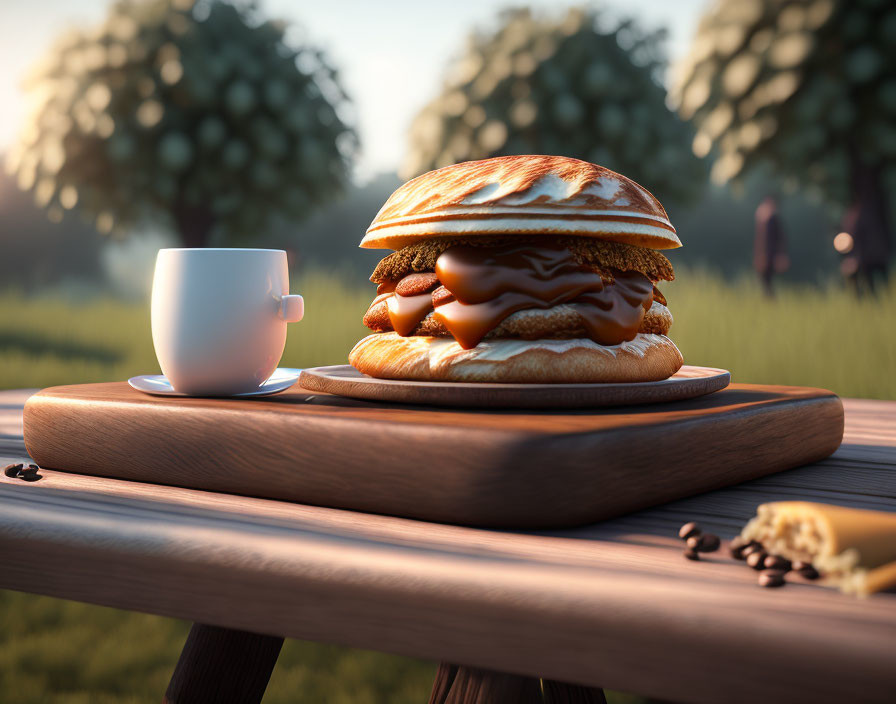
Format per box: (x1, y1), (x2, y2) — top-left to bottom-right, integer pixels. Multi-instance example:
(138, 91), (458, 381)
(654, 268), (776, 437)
(1, 269), (893, 702)
(0, 590), (437, 704)
(0, 270), (372, 390)
(1, 268), (894, 397)
(665, 270), (896, 399)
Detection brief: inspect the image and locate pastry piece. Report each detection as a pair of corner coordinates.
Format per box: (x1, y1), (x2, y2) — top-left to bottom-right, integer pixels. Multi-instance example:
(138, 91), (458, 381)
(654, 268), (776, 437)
(739, 502), (896, 596)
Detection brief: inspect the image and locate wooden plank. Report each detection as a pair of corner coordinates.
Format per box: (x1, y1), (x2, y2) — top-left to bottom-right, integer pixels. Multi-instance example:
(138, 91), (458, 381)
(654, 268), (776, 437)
(1, 462), (895, 704)
(1, 390), (895, 703)
(21, 382), (844, 528)
(3, 390), (890, 458)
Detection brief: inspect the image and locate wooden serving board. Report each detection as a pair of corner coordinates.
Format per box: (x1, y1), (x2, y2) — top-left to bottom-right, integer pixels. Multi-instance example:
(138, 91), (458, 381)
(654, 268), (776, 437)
(22, 381), (844, 528)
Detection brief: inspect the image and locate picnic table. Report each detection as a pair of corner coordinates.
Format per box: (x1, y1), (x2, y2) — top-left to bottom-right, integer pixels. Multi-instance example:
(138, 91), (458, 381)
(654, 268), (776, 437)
(1, 387), (895, 704)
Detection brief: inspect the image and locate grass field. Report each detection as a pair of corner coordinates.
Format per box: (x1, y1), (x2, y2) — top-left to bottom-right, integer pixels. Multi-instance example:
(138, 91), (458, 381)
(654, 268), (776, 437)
(1, 269), (894, 397)
(1, 269), (894, 702)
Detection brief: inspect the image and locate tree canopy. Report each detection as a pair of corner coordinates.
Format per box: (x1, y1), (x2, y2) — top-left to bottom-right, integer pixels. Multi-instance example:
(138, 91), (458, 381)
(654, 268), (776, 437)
(673, 0), (895, 286)
(5, 0), (357, 247)
(672, 0), (896, 206)
(403, 7), (706, 206)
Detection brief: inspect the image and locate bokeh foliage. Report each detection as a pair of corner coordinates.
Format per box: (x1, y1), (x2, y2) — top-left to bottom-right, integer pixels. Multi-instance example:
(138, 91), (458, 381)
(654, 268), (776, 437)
(403, 7), (706, 205)
(5, 0), (356, 246)
(672, 0), (896, 205)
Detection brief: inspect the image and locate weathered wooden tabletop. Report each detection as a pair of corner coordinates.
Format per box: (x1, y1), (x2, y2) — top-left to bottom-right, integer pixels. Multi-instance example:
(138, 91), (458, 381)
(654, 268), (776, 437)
(1, 388), (895, 704)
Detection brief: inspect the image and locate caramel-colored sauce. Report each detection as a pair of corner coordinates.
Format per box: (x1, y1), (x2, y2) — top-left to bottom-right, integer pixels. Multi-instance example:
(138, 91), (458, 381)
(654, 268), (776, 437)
(432, 243), (653, 349)
(435, 243), (603, 304)
(387, 292), (434, 336)
(569, 270), (655, 346)
(375, 243), (655, 349)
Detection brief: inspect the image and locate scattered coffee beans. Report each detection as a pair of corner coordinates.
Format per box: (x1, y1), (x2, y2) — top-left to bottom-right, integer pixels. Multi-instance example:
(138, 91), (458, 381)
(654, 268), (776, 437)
(3, 462), (41, 481)
(679, 522), (701, 541)
(678, 523), (820, 590)
(763, 555), (792, 572)
(741, 542), (763, 558)
(746, 550), (768, 570)
(792, 561), (820, 580)
(758, 570), (786, 588)
(729, 538), (760, 560)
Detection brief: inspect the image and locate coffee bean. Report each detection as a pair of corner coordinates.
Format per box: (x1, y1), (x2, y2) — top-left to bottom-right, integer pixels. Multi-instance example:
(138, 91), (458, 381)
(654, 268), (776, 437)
(758, 570), (786, 588)
(697, 533), (720, 553)
(741, 542), (763, 558)
(791, 560), (821, 579)
(683, 548), (700, 561)
(797, 565), (820, 580)
(678, 522), (701, 540)
(746, 550), (768, 570)
(20, 472), (41, 482)
(4, 463), (23, 478)
(764, 555), (792, 572)
(686, 535), (701, 551)
(729, 537), (752, 559)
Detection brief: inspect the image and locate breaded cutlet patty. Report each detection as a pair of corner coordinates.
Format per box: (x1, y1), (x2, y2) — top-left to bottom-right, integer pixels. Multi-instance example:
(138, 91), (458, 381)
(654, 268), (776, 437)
(370, 236), (675, 284)
(363, 297), (672, 339)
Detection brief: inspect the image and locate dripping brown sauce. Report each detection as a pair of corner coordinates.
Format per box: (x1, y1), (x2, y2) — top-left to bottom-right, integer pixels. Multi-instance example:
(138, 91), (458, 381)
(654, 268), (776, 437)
(384, 242), (655, 350)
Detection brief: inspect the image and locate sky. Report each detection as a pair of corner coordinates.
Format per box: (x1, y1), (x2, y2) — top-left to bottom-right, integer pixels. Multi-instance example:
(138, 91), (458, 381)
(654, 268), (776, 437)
(0, 0), (707, 181)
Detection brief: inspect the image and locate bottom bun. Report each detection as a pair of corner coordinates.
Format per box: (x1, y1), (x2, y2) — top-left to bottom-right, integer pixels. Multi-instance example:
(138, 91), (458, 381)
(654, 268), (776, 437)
(348, 332), (683, 383)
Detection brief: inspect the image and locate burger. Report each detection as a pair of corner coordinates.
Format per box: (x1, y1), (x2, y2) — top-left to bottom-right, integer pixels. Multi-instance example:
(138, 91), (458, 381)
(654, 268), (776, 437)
(349, 155), (683, 383)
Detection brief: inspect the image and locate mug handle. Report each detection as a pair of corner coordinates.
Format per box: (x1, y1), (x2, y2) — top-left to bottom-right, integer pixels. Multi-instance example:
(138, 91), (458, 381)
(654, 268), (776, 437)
(279, 294), (304, 322)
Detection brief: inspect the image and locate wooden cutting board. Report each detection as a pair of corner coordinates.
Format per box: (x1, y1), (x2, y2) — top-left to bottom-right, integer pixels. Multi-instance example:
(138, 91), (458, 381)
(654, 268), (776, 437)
(22, 382), (844, 528)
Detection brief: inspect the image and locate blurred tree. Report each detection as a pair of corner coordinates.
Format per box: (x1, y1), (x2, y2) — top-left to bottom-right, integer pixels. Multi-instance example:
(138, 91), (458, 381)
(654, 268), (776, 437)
(672, 0), (894, 289)
(5, 0), (356, 248)
(402, 7), (706, 205)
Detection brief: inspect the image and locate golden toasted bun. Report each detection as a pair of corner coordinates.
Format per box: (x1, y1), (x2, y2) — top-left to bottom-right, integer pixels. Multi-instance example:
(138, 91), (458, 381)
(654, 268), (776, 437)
(348, 332), (683, 383)
(362, 155), (680, 251)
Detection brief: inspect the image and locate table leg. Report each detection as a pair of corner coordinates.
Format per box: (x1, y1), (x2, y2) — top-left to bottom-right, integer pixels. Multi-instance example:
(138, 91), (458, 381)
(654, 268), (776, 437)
(428, 663), (608, 704)
(163, 623), (284, 704)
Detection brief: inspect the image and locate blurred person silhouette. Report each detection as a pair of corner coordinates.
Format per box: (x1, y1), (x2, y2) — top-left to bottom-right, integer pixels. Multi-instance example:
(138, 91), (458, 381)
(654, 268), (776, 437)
(754, 194), (789, 297)
(839, 162), (892, 296)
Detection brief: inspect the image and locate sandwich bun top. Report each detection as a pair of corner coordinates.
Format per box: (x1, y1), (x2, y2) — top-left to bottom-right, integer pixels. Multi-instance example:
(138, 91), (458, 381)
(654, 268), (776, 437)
(361, 155), (680, 251)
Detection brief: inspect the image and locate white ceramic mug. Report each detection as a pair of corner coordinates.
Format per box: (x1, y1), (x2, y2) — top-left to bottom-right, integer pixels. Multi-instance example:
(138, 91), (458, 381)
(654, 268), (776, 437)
(151, 248), (304, 395)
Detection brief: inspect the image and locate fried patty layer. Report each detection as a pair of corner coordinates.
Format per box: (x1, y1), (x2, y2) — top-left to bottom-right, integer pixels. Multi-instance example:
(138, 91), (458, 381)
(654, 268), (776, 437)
(370, 236), (675, 284)
(363, 296), (672, 339)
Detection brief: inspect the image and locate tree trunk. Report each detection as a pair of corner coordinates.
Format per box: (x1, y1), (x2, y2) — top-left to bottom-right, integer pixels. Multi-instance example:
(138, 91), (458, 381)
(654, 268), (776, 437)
(845, 151), (892, 294)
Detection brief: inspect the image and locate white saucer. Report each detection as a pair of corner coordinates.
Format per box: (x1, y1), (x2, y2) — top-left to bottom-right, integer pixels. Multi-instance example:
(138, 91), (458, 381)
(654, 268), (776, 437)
(128, 368), (302, 398)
